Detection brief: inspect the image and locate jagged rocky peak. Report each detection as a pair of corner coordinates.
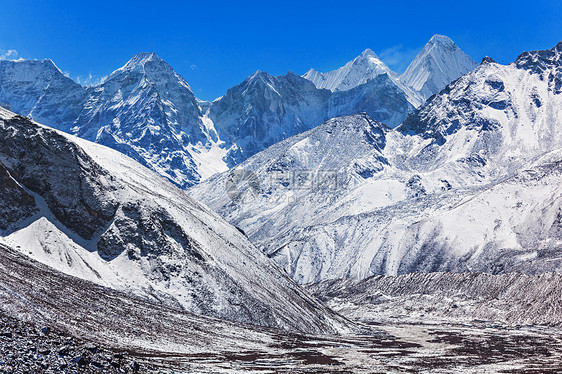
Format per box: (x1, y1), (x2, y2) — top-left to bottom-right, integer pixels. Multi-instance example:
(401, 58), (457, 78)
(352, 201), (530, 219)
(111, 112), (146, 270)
(514, 41), (562, 94)
(481, 56), (497, 64)
(355, 48), (387, 66)
(117, 51), (175, 76)
(242, 69), (277, 87)
(105, 51), (193, 90)
(400, 34), (478, 100)
(122, 52), (164, 68)
(72, 50), (206, 189)
(209, 69), (330, 166)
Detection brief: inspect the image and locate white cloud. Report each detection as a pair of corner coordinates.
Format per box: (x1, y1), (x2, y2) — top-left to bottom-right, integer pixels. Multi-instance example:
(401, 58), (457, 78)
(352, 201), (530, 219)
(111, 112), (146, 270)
(378, 45), (420, 73)
(0, 49), (18, 60)
(76, 73), (107, 86)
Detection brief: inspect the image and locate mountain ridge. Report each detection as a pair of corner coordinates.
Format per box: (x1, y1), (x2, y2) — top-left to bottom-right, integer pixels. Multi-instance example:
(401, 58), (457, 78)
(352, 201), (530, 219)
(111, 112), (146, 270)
(0, 36), (477, 188)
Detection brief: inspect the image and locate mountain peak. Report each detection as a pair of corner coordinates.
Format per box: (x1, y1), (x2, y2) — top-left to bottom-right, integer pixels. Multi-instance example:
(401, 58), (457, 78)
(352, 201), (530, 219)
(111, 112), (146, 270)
(122, 52), (166, 70)
(359, 48), (377, 59)
(481, 56), (497, 64)
(400, 35), (477, 100)
(302, 48), (391, 92)
(245, 70), (273, 84)
(428, 34), (455, 46)
(1, 57), (61, 72)
(106, 51), (186, 88)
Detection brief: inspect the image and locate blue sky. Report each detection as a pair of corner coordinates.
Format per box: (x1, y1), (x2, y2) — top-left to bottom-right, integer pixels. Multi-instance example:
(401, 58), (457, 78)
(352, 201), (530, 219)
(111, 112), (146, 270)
(0, 0), (560, 100)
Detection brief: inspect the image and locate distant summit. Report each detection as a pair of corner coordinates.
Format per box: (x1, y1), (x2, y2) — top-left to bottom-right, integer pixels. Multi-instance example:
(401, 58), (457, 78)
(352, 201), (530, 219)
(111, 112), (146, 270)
(400, 34), (478, 100)
(303, 48), (393, 92)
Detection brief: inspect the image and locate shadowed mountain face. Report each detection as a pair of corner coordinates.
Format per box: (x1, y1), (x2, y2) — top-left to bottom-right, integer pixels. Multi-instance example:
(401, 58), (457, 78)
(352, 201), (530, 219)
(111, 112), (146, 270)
(0, 107), (349, 334)
(191, 41), (562, 284)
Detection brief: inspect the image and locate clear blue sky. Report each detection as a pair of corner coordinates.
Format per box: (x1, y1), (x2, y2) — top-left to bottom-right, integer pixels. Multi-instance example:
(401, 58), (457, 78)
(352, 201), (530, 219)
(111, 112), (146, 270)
(0, 0), (560, 100)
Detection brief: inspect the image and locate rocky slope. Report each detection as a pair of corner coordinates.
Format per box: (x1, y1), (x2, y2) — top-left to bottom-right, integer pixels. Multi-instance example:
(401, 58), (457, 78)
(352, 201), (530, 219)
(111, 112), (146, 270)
(308, 271), (562, 326)
(0, 107), (348, 333)
(191, 41), (562, 284)
(0, 309), (145, 373)
(3, 240), (562, 373)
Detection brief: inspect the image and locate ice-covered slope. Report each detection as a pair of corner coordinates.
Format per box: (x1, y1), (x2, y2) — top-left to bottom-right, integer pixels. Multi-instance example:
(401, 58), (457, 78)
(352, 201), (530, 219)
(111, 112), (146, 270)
(191, 41), (562, 284)
(400, 35), (478, 101)
(0, 107), (348, 333)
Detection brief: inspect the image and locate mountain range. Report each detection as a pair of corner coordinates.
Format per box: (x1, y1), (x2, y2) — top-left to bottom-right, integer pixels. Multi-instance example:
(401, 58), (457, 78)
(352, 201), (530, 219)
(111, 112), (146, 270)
(2, 34), (562, 372)
(0, 35), (476, 188)
(191, 41), (562, 284)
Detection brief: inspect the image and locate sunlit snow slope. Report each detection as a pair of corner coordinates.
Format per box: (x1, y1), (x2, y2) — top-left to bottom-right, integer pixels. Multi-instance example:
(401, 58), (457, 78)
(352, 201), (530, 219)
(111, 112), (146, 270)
(400, 35), (478, 101)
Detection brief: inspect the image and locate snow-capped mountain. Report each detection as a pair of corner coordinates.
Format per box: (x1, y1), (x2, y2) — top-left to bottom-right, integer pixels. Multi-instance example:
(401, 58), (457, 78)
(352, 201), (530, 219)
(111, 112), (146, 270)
(0, 107), (348, 333)
(303, 48), (424, 108)
(303, 35), (477, 108)
(0, 59), (87, 126)
(0, 54), (414, 187)
(191, 41), (562, 284)
(72, 52), (218, 188)
(0, 38), (476, 189)
(400, 34), (478, 101)
(209, 70), (415, 166)
(303, 49), (393, 92)
(208, 71), (330, 166)
(0, 54), (222, 189)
